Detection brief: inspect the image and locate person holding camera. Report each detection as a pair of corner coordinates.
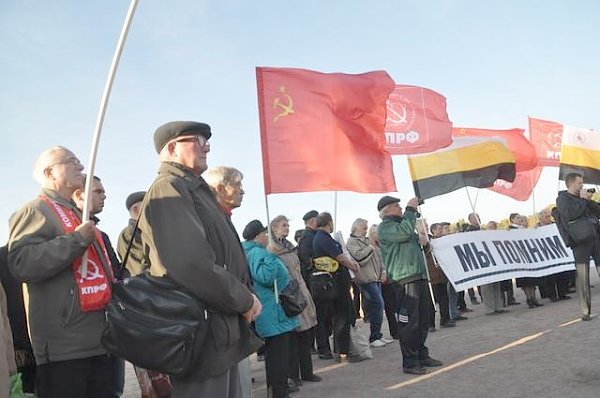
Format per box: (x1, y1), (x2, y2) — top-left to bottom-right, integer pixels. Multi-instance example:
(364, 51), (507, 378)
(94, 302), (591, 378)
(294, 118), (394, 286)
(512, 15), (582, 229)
(555, 172), (600, 321)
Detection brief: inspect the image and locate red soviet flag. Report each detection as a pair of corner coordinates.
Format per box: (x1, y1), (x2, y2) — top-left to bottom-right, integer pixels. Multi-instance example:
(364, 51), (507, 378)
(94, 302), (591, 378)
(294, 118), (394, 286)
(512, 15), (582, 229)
(488, 167), (543, 201)
(453, 127), (538, 172)
(528, 116), (563, 167)
(384, 85), (453, 154)
(256, 67), (397, 194)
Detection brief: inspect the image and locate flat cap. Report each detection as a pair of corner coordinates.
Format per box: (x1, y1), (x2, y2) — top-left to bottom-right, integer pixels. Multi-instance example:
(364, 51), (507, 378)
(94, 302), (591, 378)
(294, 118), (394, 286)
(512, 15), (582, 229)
(377, 195), (400, 211)
(302, 210), (319, 221)
(242, 220), (268, 241)
(153, 121), (212, 153)
(125, 191), (146, 210)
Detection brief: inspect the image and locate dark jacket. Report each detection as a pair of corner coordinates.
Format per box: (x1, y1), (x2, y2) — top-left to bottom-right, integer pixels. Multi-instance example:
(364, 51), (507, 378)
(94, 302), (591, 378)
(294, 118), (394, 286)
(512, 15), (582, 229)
(556, 190), (600, 247)
(137, 162), (262, 381)
(297, 228), (317, 283)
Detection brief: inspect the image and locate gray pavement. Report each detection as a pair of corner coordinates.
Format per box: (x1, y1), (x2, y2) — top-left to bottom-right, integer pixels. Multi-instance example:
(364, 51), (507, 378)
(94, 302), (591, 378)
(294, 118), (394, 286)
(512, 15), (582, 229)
(123, 272), (600, 397)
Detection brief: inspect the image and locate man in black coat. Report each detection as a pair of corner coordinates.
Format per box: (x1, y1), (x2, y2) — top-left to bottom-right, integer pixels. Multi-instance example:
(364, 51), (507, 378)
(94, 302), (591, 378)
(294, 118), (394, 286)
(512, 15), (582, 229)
(556, 172), (600, 321)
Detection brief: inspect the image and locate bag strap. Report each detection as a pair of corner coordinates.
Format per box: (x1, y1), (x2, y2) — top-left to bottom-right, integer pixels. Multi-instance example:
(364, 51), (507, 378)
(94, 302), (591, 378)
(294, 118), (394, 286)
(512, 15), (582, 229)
(121, 216), (141, 271)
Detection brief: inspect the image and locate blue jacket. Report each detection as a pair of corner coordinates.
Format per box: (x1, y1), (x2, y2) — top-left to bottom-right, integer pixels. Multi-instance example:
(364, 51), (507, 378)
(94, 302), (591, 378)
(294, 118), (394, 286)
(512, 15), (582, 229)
(242, 241), (300, 338)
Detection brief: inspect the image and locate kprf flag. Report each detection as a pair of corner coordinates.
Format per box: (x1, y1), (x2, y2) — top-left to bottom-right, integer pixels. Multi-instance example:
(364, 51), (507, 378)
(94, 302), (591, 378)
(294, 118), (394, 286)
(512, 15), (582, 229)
(559, 125), (600, 184)
(453, 127), (537, 172)
(528, 117), (563, 167)
(408, 137), (516, 200)
(256, 67), (396, 194)
(489, 167), (543, 201)
(384, 85), (453, 154)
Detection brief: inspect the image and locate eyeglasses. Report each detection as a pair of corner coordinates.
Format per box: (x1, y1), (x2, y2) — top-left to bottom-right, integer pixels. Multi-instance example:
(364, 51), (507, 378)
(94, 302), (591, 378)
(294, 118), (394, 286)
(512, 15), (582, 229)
(47, 157), (82, 169)
(174, 136), (209, 147)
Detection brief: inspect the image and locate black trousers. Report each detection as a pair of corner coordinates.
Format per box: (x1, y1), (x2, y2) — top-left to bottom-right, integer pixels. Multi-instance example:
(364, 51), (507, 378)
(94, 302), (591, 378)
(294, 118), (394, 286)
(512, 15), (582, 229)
(393, 280), (431, 368)
(265, 332), (291, 398)
(288, 328), (315, 380)
(315, 270), (353, 355)
(381, 282), (399, 339)
(36, 355), (113, 398)
(429, 282), (451, 326)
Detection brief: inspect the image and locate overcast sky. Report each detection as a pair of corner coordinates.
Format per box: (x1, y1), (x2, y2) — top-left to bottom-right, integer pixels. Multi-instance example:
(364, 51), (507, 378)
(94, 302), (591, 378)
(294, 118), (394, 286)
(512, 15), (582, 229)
(2, 0), (599, 244)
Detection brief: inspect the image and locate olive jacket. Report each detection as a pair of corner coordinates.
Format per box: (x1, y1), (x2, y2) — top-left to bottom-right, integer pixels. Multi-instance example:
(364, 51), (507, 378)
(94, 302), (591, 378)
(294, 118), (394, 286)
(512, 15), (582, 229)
(137, 162), (262, 382)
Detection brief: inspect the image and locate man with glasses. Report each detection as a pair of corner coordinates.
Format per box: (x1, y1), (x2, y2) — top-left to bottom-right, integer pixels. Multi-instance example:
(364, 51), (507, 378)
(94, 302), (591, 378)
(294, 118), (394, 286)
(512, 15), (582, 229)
(138, 121), (263, 397)
(8, 146), (113, 398)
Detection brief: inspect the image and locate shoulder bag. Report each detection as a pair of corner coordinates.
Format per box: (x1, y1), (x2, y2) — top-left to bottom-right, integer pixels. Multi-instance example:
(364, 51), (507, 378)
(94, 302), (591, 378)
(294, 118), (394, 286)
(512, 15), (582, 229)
(101, 214), (209, 376)
(275, 278), (306, 317)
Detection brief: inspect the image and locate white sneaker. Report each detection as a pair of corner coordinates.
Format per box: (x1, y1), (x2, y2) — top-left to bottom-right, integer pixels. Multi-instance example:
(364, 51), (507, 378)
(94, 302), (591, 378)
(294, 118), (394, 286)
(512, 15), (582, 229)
(379, 337), (394, 344)
(369, 339), (387, 348)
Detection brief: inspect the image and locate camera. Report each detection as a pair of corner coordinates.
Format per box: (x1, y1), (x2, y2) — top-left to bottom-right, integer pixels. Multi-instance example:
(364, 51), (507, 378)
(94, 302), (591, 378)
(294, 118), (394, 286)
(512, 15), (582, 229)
(587, 188), (596, 194)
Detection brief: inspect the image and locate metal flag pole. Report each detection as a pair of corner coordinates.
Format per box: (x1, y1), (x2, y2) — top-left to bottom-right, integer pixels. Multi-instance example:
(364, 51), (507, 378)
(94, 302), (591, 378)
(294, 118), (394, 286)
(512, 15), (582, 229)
(80, 0), (139, 278)
(416, 207), (438, 311)
(334, 191), (338, 229)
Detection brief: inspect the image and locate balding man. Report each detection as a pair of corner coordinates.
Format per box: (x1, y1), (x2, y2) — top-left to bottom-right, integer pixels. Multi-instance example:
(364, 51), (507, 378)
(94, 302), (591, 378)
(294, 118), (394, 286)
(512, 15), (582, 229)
(8, 146), (113, 398)
(138, 121), (262, 397)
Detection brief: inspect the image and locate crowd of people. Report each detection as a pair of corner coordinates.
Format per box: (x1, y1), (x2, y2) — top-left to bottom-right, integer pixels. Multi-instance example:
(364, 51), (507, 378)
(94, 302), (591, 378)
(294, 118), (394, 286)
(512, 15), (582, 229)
(0, 121), (598, 398)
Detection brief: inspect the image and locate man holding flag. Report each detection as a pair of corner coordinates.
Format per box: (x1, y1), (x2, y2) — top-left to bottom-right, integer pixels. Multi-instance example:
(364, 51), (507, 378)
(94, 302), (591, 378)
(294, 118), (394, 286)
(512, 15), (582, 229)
(377, 195), (443, 375)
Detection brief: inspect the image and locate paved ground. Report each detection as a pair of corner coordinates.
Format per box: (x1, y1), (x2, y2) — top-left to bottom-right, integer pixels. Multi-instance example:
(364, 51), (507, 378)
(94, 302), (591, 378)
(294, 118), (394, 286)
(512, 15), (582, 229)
(123, 272), (600, 397)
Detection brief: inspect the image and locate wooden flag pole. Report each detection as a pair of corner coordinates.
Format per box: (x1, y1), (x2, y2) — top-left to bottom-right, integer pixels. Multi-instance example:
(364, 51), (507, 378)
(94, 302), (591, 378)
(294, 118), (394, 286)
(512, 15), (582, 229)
(80, 0), (139, 278)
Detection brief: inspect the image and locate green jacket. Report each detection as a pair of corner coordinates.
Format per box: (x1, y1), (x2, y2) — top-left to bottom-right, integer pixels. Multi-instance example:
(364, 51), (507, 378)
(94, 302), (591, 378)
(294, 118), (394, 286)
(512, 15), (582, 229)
(377, 210), (427, 284)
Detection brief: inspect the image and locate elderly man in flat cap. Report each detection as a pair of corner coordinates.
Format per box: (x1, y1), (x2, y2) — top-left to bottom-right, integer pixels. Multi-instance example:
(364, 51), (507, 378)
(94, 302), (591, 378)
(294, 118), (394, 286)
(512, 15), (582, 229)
(377, 195), (443, 375)
(138, 121), (263, 397)
(8, 146), (114, 397)
(117, 191), (146, 277)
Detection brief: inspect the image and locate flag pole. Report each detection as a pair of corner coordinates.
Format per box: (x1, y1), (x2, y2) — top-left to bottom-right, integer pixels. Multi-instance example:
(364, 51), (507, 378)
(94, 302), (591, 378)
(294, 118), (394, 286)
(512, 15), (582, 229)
(264, 193), (274, 245)
(80, 0), (139, 278)
(415, 207), (438, 312)
(334, 191), (338, 229)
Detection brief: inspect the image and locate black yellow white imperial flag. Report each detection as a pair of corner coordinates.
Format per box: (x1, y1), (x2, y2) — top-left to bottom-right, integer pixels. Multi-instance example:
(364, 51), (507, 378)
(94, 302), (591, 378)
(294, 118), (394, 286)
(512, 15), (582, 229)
(559, 125), (600, 185)
(408, 136), (516, 200)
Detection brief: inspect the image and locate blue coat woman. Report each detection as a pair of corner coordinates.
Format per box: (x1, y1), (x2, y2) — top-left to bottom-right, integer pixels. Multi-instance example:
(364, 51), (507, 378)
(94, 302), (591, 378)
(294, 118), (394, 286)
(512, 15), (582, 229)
(242, 220), (299, 398)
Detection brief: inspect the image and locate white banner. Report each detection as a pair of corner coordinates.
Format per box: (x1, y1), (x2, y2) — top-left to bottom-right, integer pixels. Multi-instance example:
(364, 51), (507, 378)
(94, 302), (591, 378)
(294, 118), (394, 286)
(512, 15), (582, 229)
(430, 224), (575, 291)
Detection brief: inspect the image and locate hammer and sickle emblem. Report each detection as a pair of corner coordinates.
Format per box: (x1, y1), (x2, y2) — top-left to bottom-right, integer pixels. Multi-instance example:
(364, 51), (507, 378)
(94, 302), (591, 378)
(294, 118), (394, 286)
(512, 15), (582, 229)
(79, 259), (103, 282)
(387, 103), (408, 125)
(273, 85), (294, 122)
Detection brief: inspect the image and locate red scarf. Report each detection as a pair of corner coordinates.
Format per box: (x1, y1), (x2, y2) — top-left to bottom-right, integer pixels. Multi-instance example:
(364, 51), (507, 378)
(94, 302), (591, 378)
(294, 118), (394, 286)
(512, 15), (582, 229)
(40, 195), (113, 312)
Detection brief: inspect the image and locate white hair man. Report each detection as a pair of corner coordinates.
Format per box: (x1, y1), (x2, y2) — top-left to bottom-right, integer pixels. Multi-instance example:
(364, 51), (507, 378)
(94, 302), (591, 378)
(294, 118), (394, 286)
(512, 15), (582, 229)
(204, 166), (245, 216)
(8, 146), (113, 397)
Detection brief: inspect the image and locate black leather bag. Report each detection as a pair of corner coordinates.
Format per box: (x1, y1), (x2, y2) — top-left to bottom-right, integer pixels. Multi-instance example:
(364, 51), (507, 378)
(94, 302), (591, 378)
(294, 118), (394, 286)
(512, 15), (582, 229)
(278, 279), (307, 317)
(568, 217), (597, 244)
(309, 272), (338, 302)
(101, 273), (209, 376)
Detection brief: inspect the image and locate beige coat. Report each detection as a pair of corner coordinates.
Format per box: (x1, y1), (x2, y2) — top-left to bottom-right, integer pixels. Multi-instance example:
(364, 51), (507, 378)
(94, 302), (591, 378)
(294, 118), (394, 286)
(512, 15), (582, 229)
(272, 239), (317, 332)
(346, 235), (385, 284)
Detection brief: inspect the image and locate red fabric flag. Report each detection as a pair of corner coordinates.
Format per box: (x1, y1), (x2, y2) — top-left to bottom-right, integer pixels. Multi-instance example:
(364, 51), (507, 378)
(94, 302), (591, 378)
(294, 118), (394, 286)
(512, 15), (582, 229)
(384, 85), (453, 154)
(452, 127), (538, 172)
(256, 67), (397, 194)
(528, 117), (563, 167)
(488, 167), (543, 201)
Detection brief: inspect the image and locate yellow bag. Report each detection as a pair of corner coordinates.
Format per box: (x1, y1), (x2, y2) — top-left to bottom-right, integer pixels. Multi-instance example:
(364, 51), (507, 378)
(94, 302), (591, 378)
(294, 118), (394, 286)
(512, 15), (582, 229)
(312, 256), (339, 273)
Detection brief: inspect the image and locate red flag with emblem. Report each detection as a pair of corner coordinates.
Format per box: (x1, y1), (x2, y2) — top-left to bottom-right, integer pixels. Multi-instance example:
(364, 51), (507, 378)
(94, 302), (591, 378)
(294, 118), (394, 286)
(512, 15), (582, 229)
(256, 67), (396, 194)
(488, 167), (543, 201)
(453, 127), (538, 172)
(528, 117), (563, 167)
(384, 85), (453, 155)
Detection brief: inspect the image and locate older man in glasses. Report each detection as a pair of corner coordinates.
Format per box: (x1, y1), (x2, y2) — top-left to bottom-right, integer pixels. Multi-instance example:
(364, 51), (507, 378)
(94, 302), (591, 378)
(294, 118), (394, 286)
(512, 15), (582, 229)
(137, 121), (263, 397)
(8, 146), (113, 398)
